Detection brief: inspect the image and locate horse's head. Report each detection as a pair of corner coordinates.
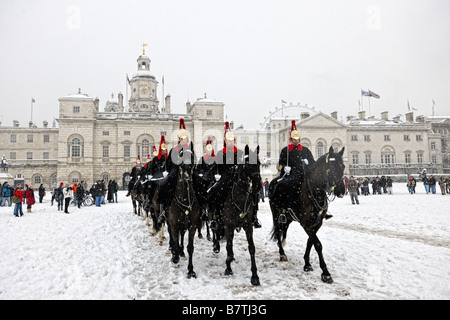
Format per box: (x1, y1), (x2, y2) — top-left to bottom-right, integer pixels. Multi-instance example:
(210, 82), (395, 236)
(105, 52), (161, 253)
(241, 145), (262, 192)
(324, 146), (346, 198)
(178, 142), (196, 181)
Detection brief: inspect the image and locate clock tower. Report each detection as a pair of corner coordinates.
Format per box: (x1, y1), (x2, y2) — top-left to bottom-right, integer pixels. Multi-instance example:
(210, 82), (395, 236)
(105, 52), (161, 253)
(129, 46), (159, 112)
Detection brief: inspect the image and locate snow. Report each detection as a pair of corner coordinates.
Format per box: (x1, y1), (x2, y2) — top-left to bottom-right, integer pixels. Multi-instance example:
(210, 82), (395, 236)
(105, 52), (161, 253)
(0, 183), (449, 300)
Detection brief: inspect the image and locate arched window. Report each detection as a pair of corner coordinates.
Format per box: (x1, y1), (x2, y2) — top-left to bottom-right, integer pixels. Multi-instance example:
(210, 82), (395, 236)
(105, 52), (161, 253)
(317, 142), (325, 158)
(72, 138), (81, 157)
(141, 139), (150, 159)
(34, 175), (42, 185)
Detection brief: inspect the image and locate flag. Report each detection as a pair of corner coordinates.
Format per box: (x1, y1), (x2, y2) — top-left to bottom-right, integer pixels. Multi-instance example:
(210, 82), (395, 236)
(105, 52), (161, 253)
(162, 75), (165, 85)
(368, 90), (380, 99)
(407, 100), (410, 111)
(281, 99), (287, 104)
(361, 89), (371, 97)
(32, 98), (35, 103)
(126, 74), (130, 85)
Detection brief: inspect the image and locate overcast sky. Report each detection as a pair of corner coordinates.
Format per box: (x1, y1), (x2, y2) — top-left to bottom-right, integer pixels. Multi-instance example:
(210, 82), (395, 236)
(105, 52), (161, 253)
(1, 0), (449, 129)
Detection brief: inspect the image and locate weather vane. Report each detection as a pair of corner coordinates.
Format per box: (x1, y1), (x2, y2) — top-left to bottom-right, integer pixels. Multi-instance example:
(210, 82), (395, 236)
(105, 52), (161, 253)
(142, 43), (148, 55)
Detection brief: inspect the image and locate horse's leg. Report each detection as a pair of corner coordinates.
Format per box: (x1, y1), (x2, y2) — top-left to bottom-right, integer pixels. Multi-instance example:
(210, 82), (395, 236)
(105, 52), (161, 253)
(303, 237), (314, 272)
(309, 233), (333, 284)
(170, 224), (180, 265)
(150, 207), (156, 236)
(180, 228), (186, 258)
(224, 226), (235, 276)
(158, 223), (165, 246)
(244, 224), (260, 286)
(187, 218), (198, 279)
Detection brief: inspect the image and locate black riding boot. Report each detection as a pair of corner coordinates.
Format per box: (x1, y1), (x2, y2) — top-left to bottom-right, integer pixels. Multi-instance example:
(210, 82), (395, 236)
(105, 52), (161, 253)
(253, 207), (262, 229)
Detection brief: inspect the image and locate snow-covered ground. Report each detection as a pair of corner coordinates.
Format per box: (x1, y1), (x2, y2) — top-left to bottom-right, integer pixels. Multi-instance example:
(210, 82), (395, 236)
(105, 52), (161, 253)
(0, 183), (449, 300)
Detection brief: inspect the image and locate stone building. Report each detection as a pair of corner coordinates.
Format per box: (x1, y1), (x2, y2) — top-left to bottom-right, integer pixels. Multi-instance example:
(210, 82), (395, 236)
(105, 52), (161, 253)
(0, 52), (226, 189)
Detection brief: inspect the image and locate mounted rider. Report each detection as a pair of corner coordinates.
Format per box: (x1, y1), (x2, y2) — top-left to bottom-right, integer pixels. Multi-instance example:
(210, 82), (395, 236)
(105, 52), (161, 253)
(271, 120), (315, 223)
(194, 137), (217, 221)
(208, 122), (262, 231)
(157, 118), (195, 225)
(126, 155), (143, 197)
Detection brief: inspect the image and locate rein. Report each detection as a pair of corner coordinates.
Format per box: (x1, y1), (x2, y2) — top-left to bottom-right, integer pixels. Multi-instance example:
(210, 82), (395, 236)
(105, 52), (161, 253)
(231, 168), (259, 220)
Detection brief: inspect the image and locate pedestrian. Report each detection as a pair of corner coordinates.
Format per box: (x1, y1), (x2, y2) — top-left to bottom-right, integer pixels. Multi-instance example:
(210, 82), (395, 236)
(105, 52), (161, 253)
(348, 176), (359, 205)
(2, 183), (12, 207)
(56, 182), (64, 211)
(107, 180), (114, 203)
(51, 186), (56, 206)
(94, 180), (103, 207)
(428, 175), (437, 194)
(63, 185), (73, 214)
(407, 177), (416, 195)
(264, 178), (269, 198)
(113, 180), (119, 203)
(100, 180), (106, 204)
(13, 184), (24, 217)
(26, 185), (35, 213)
(75, 181), (85, 208)
(386, 176), (393, 195)
(38, 184), (45, 203)
(438, 176), (446, 195)
(259, 181), (265, 202)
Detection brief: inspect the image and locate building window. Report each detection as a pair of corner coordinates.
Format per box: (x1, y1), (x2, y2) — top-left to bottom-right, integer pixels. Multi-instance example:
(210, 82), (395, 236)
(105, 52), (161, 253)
(365, 153), (371, 164)
(352, 154), (359, 165)
(103, 131), (109, 136)
(417, 153), (423, 164)
(364, 135), (370, 142)
(27, 134), (33, 143)
(102, 174), (109, 182)
(206, 110), (213, 117)
(432, 155), (437, 164)
(405, 153), (411, 164)
(416, 135), (422, 141)
(27, 152), (33, 160)
(43, 152), (49, 160)
(44, 135), (50, 143)
(431, 142), (436, 150)
(384, 135), (390, 141)
(124, 131), (130, 136)
(34, 176), (42, 184)
(10, 152), (16, 160)
(141, 139), (149, 158)
(102, 146), (109, 158)
(124, 145), (131, 158)
(317, 142), (325, 158)
(73, 106), (80, 113)
(72, 138), (81, 157)
(10, 135), (16, 143)
(351, 135), (358, 141)
(160, 131), (166, 136)
(404, 135), (410, 141)
(71, 174), (79, 183)
(382, 154), (394, 164)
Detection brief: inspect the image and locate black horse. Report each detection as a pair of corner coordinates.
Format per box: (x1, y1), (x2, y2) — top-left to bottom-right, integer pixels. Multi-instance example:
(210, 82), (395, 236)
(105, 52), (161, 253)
(269, 146), (346, 284)
(213, 145), (262, 286)
(165, 143), (201, 279)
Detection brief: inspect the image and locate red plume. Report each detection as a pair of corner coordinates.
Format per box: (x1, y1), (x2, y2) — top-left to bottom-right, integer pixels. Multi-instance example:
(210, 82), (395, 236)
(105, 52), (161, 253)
(179, 118), (186, 129)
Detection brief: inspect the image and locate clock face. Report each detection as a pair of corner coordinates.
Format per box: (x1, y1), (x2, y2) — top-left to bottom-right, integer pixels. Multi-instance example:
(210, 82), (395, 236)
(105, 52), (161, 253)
(140, 86), (149, 95)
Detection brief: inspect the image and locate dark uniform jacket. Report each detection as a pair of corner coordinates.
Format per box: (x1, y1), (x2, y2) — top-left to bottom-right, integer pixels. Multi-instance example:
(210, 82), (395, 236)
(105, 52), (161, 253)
(278, 144), (315, 178)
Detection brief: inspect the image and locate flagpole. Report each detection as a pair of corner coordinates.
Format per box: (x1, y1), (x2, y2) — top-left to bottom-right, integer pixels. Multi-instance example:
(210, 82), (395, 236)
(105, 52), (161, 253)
(368, 96), (371, 116)
(31, 98), (34, 123)
(126, 74), (129, 112)
(360, 90), (364, 111)
(162, 75), (165, 112)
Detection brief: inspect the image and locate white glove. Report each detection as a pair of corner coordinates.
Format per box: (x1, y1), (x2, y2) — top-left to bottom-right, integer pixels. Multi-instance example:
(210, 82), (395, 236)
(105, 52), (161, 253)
(215, 174), (221, 182)
(284, 166), (291, 174)
(303, 159), (309, 165)
(163, 171), (168, 178)
(198, 174), (204, 177)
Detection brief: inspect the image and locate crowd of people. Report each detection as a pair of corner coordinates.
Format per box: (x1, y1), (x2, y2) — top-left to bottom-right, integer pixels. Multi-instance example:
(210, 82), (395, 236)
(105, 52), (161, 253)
(1, 179), (120, 217)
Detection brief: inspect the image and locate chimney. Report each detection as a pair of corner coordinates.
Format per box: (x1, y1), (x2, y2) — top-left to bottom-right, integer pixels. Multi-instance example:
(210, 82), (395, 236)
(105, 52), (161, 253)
(43, 121), (48, 128)
(405, 112), (414, 123)
(118, 92), (124, 112)
(381, 111), (388, 120)
(416, 115), (425, 123)
(29, 121), (33, 128)
(186, 101), (192, 113)
(346, 115), (354, 122)
(393, 115), (401, 121)
(331, 111), (338, 119)
(13, 120), (19, 127)
(358, 111), (366, 119)
(165, 94), (171, 113)
(94, 98), (99, 112)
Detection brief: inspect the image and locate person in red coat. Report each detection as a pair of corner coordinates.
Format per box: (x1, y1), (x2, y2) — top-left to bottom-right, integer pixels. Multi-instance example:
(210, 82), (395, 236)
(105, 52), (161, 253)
(26, 185), (36, 213)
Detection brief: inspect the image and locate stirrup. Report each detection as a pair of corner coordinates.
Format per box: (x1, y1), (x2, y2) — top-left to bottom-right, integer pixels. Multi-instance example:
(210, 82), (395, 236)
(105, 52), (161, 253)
(278, 213), (287, 224)
(210, 219), (218, 231)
